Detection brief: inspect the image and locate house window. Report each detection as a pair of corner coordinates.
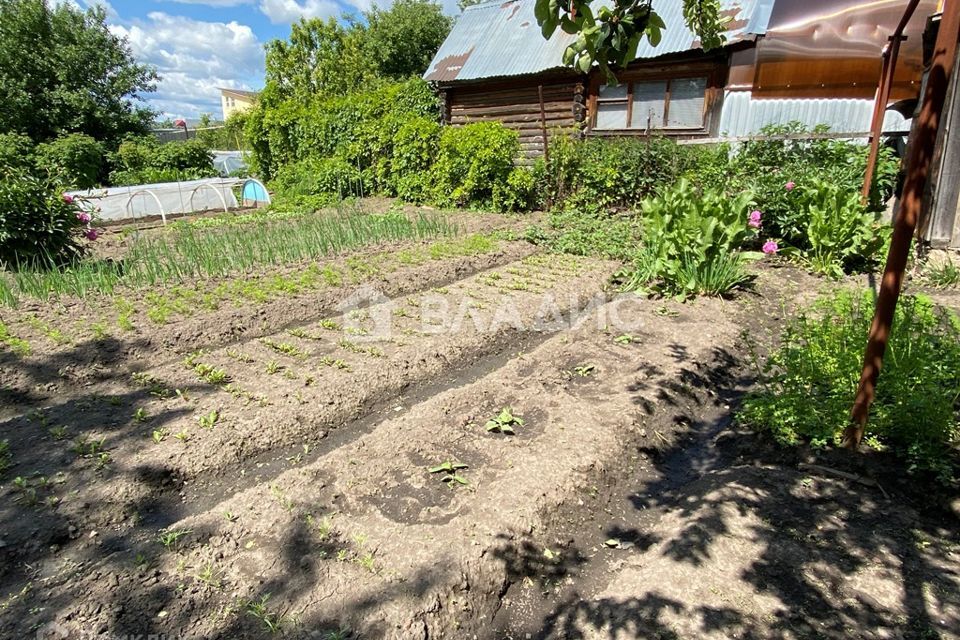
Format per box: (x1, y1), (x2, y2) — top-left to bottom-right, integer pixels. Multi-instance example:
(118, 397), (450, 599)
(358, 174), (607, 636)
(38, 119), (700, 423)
(593, 77), (708, 131)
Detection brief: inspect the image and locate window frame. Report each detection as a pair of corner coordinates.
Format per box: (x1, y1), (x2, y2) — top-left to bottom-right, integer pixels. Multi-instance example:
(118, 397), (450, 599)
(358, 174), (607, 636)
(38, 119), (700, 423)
(587, 60), (726, 137)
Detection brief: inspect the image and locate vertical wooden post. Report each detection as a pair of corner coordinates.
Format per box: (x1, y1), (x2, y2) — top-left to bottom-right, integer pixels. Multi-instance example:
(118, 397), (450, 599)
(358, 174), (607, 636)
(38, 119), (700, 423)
(538, 84), (550, 163)
(846, 5), (960, 449)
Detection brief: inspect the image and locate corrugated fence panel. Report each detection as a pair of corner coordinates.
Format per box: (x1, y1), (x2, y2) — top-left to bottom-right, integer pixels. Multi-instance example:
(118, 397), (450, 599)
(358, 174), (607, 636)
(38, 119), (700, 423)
(718, 91), (910, 137)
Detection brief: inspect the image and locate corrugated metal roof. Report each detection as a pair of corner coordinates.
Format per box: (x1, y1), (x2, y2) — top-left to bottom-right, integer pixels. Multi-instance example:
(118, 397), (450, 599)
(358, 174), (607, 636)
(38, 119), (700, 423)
(718, 91), (910, 136)
(424, 0), (775, 83)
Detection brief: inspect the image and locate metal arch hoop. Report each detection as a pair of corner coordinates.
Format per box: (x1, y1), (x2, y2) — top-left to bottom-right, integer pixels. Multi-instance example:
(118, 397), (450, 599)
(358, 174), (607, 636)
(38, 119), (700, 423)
(241, 178), (271, 207)
(124, 189), (167, 225)
(188, 183), (229, 214)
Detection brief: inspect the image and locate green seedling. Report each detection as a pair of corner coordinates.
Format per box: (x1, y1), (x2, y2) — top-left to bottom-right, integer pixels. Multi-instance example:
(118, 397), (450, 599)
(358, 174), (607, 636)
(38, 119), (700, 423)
(318, 319), (341, 331)
(573, 364), (597, 378)
(198, 410), (219, 429)
(265, 360), (282, 375)
(245, 594), (289, 634)
(485, 408), (524, 435)
(318, 356), (349, 370)
(224, 511), (238, 523)
(428, 461), (469, 486)
(151, 429), (168, 444)
(157, 528), (192, 549)
(72, 435), (106, 457)
(615, 334), (639, 345)
(133, 407), (149, 423)
(48, 426), (68, 441)
(194, 363), (229, 385)
(195, 563), (222, 589)
(95, 452), (112, 470)
(226, 349), (255, 363)
(174, 430), (190, 443)
(261, 338), (303, 357)
(654, 305), (680, 318)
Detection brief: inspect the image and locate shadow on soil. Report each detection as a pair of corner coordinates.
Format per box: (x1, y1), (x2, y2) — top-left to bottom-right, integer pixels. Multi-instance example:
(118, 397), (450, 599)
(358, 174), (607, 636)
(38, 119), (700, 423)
(520, 346), (960, 640)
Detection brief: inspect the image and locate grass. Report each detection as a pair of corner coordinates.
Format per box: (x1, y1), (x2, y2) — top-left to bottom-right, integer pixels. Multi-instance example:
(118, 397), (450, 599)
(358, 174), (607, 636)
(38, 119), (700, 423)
(0, 205), (458, 306)
(0, 439), (10, 476)
(924, 260), (960, 288)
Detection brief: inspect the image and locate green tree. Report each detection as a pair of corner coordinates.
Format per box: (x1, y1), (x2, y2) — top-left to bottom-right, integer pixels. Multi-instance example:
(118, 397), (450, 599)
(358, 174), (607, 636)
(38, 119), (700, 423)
(0, 0), (157, 146)
(365, 0), (452, 79)
(264, 16), (375, 104)
(535, 0), (726, 78)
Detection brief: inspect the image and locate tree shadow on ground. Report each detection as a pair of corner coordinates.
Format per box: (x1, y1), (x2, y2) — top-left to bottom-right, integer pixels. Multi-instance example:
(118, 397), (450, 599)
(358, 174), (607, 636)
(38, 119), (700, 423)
(527, 345), (960, 640)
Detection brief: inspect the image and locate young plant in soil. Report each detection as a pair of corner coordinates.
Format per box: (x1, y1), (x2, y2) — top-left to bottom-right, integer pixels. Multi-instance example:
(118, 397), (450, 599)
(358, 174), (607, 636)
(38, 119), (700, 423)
(485, 408), (524, 434)
(428, 461), (469, 486)
(198, 410), (219, 429)
(573, 364), (597, 378)
(245, 593), (291, 634)
(157, 528), (192, 550)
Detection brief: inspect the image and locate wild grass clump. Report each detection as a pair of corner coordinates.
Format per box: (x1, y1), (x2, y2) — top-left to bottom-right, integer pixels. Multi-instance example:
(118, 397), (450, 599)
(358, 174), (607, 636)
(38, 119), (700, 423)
(739, 291), (960, 483)
(0, 205), (457, 305)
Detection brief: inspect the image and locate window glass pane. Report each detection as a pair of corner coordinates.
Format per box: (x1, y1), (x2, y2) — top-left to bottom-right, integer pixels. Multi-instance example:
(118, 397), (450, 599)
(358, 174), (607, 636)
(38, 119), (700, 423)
(595, 101), (629, 130)
(666, 77), (707, 128)
(630, 81), (666, 129)
(598, 84), (628, 100)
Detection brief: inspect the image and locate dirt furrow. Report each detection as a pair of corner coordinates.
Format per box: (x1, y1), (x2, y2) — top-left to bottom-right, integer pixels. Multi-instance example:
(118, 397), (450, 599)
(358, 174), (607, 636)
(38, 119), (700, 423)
(8, 294), (747, 639)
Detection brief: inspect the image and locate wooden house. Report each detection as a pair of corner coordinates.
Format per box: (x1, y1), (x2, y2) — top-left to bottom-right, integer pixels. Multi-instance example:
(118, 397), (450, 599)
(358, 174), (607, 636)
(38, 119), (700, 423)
(424, 0), (937, 159)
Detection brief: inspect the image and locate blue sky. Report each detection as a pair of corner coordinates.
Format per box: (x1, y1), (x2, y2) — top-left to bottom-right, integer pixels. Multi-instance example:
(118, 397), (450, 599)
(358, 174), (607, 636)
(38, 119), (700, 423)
(68, 0), (460, 119)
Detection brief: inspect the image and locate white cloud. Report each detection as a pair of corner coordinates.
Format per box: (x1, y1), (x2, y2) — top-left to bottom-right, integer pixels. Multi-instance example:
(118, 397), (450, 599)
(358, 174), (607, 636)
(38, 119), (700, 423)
(166, 0), (255, 6)
(258, 0), (342, 24)
(111, 12), (265, 118)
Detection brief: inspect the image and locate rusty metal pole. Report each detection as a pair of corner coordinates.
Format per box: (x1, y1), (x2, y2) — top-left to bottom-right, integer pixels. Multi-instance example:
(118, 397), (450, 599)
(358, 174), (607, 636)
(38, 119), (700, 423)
(845, 4), (960, 449)
(862, 0), (922, 202)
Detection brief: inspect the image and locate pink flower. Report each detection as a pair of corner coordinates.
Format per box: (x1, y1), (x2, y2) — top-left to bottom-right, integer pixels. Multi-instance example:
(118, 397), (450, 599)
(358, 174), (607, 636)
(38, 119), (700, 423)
(63, 194), (74, 204)
(76, 211), (92, 223)
(785, 181), (796, 191)
(84, 228), (99, 241)
(762, 240), (779, 255)
(748, 210), (762, 228)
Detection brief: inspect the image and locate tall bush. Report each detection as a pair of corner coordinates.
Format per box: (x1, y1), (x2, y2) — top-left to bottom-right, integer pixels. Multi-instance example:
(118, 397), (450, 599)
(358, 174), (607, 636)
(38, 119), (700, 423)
(430, 122), (519, 207)
(0, 132), (36, 171)
(109, 137), (216, 186)
(35, 133), (104, 189)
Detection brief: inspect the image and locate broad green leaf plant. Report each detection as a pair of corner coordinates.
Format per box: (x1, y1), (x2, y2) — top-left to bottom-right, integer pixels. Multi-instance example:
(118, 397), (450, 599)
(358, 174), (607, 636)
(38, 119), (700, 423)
(535, 0), (728, 79)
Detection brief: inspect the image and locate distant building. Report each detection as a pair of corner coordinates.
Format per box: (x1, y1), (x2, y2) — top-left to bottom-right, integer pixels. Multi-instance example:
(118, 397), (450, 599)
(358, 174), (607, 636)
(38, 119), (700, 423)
(219, 88), (258, 120)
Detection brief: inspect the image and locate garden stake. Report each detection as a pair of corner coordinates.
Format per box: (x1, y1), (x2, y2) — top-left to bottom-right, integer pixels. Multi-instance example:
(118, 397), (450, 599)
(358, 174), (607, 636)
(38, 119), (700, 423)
(846, 3), (960, 449)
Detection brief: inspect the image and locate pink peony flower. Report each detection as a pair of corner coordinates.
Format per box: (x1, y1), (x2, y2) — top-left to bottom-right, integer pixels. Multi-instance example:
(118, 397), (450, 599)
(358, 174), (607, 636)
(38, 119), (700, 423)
(785, 181), (796, 191)
(748, 210), (762, 228)
(76, 211), (92, 223)
(84, 228), (99, 241)
(762, 240), (779, 255)
(63, 194), (74, 204)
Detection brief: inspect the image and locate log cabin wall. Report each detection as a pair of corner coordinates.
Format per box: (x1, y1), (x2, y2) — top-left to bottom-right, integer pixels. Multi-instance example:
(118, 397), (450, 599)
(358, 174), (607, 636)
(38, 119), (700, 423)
(441, 76), (585, 162)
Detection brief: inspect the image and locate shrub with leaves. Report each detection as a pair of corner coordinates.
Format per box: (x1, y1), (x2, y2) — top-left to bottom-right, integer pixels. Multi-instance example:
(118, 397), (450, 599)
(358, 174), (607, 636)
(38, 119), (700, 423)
(0, 168), (95, 267)
(493, 166), (535, 213)
(430, 122), (518, 208)
(0, 132), (37, 171)
(731, 123), (898, 246)
(270, 156), (364, 204)
(35, 133), (105, 189)
(619, 179), (759, 297)
(109, 137), (217, 186)
(540, 134), (694, 211)
(739, 292), (960, 483)
(390, 116), (441, 202)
